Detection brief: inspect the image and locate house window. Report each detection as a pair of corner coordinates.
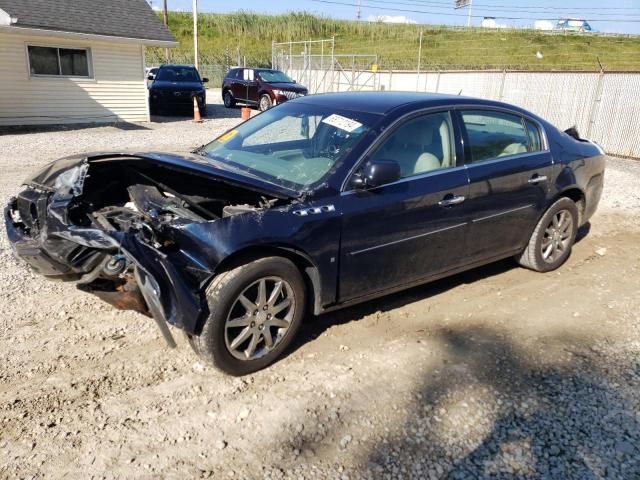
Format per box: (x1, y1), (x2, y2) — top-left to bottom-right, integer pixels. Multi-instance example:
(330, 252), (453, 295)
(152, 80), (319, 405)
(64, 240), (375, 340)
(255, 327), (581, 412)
(27, 46), (91, 77)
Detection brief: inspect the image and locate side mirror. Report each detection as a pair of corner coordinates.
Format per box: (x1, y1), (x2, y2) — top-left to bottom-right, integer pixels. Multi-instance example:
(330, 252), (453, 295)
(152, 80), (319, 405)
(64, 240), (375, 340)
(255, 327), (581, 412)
(202, 77), (209, 83)
(147, 74), (155, 81)
(352, 159), (401, 189)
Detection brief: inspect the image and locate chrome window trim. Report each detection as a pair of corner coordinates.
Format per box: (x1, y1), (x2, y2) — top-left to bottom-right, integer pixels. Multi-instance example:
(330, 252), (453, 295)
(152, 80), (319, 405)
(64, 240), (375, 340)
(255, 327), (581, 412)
(340, 103), (551, 193)
(340, 106), (458, 193)
(454, 104), (550, 154)
(340, 164), (469, 197)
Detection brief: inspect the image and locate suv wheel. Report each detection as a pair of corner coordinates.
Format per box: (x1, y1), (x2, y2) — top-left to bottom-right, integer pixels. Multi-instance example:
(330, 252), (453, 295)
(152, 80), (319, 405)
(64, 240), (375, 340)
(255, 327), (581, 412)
(259, 94), (273, 112)
(223, 90), (235, 108)
(516, 197), (579, 272)
(189, 257), (306, 376)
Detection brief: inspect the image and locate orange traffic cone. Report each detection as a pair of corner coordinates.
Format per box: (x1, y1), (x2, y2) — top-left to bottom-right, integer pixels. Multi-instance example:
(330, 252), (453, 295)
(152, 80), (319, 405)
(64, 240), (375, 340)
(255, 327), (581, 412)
(241, 107), (251, 120)
(193, 96), (202, 123)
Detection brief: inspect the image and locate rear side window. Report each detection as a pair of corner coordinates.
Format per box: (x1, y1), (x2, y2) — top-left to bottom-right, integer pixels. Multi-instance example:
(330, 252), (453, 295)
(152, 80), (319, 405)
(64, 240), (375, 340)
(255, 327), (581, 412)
(461, 110), (530, 163)
(525, 119), (543, 152)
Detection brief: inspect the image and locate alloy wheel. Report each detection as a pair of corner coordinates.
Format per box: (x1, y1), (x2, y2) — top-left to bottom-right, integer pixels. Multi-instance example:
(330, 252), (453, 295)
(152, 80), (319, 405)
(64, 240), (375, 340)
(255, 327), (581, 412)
(259, 95), (272, 112)
(224, 276), (295, 360)
(541, 209), (573, 263)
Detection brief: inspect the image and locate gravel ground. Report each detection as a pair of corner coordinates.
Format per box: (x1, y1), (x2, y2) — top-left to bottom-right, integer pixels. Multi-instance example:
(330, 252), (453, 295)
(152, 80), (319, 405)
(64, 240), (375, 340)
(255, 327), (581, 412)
(1, 107), (639, 479)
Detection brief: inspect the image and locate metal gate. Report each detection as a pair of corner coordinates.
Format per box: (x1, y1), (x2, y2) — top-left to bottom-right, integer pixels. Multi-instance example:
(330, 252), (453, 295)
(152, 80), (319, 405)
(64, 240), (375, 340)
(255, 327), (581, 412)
(272, 39), (378, 93)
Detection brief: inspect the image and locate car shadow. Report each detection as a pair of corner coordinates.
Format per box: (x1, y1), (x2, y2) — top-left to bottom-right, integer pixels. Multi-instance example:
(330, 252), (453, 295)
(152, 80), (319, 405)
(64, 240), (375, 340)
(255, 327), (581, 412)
(292, 221), (593, 354)
(292, 258), (516, 352)
(150, 102), (242, 123)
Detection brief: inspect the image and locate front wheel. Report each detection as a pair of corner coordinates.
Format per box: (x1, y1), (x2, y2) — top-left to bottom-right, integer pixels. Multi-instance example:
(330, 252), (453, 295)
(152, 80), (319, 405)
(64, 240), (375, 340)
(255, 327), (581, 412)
(190, 257), (306, 376)
(223, 90), (235, 108)
(516, 197), (579, 272)
(259, 94), (273, 112)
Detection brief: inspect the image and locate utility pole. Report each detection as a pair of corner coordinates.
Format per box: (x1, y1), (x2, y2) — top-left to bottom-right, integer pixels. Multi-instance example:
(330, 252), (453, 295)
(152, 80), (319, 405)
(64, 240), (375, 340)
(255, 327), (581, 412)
(163, 0), (169, 63)
(467, 0), (473, 28)
(356, 0), (361, 20)
(192, 0), (198, 69)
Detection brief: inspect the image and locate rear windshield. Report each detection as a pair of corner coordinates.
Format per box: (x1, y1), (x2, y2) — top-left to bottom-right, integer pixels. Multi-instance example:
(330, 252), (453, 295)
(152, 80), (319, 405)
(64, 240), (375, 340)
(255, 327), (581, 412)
(156, 67), (200, 82)
(257, 70), (294, 83)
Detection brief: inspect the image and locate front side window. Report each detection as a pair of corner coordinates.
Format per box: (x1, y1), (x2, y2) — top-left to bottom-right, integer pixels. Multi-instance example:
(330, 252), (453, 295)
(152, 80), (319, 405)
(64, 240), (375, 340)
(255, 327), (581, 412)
(370, 111), (455, 179)
(201, 103), (380, 190)
(462, 110), (530, 162)
(28, 46), (90, 77)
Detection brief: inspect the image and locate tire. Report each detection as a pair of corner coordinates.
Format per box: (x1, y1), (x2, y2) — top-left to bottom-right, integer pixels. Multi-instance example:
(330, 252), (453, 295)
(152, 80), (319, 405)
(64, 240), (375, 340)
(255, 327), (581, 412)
(259, 94), (273, 112)
(223, 90), (235, 108)
(190, 256), (306, 376)
(516, 197), (579, 272)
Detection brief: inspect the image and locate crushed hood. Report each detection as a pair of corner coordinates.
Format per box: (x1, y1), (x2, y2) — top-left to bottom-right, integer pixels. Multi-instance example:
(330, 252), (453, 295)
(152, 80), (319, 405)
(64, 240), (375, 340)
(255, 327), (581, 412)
(24, 151), (299, 200)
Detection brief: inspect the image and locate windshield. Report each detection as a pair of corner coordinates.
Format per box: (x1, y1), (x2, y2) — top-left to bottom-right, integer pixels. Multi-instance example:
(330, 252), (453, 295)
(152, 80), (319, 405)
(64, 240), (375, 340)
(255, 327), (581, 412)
(257, 70), (294, 83)
(156, 66), (200, 82)
(200, 103), (380, 191)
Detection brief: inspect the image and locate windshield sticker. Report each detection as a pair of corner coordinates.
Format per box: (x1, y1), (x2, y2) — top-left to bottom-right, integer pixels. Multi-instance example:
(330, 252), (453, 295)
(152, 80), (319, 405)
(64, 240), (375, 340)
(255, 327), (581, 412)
(217, 129), (239, 143)
(322, 114), (363, 133)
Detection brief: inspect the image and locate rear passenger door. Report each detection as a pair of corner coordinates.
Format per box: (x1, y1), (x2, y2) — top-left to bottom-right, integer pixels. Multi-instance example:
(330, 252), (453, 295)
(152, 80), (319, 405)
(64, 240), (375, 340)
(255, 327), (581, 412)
(458, 108), (553, 263)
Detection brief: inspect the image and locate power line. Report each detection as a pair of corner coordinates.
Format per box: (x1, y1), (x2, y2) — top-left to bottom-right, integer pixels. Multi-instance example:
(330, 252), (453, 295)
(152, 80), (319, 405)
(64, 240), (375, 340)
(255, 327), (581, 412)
(353, 0), (640, 19)
(310, 0), (640, 22)
(351, 0), (640, 11)
(398, 0), (640, 11)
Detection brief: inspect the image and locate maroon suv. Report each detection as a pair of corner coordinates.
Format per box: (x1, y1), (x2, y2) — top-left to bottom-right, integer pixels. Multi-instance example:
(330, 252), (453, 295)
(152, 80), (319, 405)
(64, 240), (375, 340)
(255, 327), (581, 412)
(222, 68), (308, 111)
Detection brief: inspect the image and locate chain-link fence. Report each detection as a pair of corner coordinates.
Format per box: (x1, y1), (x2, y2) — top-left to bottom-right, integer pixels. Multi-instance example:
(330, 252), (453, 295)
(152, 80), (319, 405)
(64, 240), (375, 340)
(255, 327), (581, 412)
(279, 65), (640, 158)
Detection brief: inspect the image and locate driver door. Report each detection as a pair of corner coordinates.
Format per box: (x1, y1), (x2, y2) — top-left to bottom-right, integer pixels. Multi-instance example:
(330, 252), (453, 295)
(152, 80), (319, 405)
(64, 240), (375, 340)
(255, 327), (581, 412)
(338, 111), (470, 301)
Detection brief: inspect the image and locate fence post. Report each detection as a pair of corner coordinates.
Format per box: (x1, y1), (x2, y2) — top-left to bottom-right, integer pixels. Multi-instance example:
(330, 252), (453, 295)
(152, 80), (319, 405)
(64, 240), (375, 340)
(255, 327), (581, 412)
(416, 30), (423, 92)
(271, 40), (275, 69)
(331, 36), (335, 92)
(586, 71), (605, 139)
(498, 69), (507, 101)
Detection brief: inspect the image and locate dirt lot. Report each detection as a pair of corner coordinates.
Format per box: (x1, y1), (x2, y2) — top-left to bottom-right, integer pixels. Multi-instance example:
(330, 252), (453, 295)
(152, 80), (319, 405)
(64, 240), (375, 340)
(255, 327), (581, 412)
(1, 106), (639, 479)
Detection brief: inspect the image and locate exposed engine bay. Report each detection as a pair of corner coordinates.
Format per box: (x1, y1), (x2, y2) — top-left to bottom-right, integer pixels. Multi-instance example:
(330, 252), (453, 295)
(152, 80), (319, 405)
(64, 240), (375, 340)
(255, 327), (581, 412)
(5, 154), (292, 345)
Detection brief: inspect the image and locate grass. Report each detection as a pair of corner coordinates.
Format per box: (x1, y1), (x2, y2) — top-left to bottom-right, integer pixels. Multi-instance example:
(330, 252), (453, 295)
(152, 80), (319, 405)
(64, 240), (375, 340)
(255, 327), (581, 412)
(146, 11), (640, 74)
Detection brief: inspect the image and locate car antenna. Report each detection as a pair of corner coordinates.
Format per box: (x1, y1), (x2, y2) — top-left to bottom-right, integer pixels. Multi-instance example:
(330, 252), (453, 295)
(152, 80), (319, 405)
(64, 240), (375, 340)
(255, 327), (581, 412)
(458, 89), (463, 95)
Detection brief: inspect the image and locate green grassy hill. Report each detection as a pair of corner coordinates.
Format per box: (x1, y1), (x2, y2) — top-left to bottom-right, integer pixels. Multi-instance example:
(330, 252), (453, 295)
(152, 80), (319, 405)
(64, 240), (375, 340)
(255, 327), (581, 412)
(147, 11), (640, 73)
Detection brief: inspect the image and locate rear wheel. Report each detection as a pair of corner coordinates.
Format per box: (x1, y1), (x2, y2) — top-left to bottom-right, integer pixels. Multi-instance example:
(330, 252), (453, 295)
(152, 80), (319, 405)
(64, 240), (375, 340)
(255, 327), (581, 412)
(516, 197), (579, 272)
(259, 94), (273, 112)
(223, 90), (235, 108)
(190, 257), (306, 376)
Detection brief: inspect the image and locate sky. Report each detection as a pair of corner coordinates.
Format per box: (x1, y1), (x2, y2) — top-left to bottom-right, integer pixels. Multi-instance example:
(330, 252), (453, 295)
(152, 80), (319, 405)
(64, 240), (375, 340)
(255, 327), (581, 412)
(149, 0), (640, 34)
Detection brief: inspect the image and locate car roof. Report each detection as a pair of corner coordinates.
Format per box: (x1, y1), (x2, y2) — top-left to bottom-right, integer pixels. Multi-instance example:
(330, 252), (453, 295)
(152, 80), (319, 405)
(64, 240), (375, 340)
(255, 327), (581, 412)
(159, 64), (197, 69)
(293, 91), (527, 116)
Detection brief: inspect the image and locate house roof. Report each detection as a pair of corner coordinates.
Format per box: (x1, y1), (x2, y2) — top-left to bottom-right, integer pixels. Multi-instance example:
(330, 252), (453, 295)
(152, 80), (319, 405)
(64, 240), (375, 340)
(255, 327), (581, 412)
(0, 0), (176, 43)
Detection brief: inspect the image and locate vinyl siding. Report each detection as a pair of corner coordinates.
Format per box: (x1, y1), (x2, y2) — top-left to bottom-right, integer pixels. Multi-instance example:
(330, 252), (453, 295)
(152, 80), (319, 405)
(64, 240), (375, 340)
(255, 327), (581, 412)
(0, 30), (149, 126)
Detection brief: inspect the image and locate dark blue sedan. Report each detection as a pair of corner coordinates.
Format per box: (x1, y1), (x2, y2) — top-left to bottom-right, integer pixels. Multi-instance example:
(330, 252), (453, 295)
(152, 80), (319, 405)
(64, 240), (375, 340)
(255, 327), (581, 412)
(5, 92), (606, 375)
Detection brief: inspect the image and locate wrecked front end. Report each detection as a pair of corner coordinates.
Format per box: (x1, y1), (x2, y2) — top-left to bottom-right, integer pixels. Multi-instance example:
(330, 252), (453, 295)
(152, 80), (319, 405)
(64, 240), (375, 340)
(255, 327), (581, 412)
(5, 153), (291, 345)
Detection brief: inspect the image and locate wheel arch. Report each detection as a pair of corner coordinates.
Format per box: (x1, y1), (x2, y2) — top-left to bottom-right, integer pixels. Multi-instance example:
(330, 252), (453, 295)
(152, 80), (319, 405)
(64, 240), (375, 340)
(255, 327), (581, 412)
(554, 186), (586, 225)
(202, 244), (322, 329)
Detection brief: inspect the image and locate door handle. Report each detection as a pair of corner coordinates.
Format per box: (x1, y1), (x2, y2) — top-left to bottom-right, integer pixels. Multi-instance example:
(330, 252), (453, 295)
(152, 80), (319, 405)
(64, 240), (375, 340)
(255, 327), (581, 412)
(438, 195), (466, 207)
(528, 175), (548, 185)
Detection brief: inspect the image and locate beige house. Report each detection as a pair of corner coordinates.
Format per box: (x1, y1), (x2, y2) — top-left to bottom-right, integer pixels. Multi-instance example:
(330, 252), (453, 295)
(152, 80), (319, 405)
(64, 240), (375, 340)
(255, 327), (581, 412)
(0, 0), (176, 126)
